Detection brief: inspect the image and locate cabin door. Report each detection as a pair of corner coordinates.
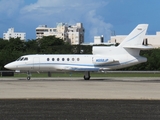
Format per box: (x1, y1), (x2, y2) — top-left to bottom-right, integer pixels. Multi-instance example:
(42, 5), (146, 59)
(33, 57), (40, 70)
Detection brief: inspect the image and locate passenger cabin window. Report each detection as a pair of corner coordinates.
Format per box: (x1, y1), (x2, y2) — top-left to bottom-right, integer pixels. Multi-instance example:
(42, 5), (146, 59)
(67, 58), (69, 61)
(62, 58), (65, 61)
(57, 58), (59, 61)
(77, 58), (80, 61)
(47, 58), (50, 61)
(72, 58), (74, 61)
(52, 58), (54, 61)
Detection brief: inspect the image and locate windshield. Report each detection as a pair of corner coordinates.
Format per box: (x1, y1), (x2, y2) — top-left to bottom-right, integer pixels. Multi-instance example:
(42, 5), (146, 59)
(16, 57), (21, 61)
(16, 57), (28, 61)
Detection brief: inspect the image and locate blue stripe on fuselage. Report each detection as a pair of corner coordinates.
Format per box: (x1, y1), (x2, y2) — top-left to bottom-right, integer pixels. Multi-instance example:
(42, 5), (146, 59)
(17, 59), (137, 68)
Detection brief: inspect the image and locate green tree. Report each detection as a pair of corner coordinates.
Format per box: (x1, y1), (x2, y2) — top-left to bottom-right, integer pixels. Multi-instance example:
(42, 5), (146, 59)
(24, 39), (39, 54)
(0, 39), (9, 50)
(5, 38), (25, 52)
(38, 36), (65, 53)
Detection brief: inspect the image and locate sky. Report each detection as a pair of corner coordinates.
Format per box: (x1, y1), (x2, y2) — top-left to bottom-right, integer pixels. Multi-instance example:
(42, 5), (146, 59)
(0, 0), (160, 43)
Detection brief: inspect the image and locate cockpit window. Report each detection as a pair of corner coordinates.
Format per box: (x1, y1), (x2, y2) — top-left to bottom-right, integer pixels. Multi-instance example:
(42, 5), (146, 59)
(20, 57), (24, 61)
(24, 57), (28, 61)
(16, 57), (28, 61)
(16, 57), (21, 61)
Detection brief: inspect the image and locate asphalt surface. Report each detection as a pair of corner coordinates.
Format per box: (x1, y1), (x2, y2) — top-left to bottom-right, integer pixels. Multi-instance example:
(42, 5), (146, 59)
(1, 99), (160, 120)
(0, 77), (160, 99)
(0, 77), (160, 119)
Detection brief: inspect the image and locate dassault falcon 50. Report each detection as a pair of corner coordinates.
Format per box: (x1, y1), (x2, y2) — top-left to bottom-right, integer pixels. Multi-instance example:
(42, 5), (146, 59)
(4, 24), (153, 80)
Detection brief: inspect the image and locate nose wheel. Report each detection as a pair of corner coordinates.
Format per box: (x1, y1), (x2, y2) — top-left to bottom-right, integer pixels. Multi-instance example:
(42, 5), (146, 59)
(27, 76), (31, 80)
(27, 71), (31, 80)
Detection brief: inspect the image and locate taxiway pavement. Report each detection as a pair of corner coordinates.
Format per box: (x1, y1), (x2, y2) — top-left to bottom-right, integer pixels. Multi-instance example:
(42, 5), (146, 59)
(0, 77), (160, 100)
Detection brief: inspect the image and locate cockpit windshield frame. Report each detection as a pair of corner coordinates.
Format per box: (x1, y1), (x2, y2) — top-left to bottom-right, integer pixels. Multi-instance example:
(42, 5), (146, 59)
(16, 57), (21, 61)
(16, 57), (28, 61)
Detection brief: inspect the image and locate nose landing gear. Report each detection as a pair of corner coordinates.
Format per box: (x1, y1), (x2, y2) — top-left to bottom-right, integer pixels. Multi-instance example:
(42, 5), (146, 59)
(27, 71), (31, 80)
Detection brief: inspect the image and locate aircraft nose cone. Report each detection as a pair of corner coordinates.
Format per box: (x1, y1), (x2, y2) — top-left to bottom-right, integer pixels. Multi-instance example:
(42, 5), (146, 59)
(4, 63), (15, 70)
(4, 64), (10, 69)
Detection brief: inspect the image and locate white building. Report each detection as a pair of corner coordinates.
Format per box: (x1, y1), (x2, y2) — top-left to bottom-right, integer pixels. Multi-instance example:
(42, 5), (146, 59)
(109, 32), (160, 48)
(36, 23), (84, 45)
(3, 28), (26, 40)
(81, 35), (114, 46)
(94, 35), (104, 44)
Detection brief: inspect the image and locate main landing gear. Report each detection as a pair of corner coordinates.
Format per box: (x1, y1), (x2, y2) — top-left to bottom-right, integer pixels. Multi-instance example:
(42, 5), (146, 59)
(26, 71), (91, 80)
(84, 71), (90, 80)
(27, 71), (31, 80)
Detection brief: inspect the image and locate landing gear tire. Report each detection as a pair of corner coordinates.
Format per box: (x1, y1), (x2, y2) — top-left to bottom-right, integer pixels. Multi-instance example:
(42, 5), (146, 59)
(84, 76), (90, 80)
(84, 71), (90, 80)
(27, 71), (31, 80)
(27, 76), (31, 80)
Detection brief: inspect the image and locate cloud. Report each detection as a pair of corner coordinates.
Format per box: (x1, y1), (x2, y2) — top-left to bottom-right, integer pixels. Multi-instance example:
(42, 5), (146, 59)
(22, 0), (108, 13)
(20, 0), (112, 42)
(0, 0), (24, 17)
(86, 10), (112, 42)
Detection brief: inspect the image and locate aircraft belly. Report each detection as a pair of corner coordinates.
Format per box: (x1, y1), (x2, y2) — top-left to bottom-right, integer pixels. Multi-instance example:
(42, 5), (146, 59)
(69, 66), (99, 71)
(51, 64), (99, 72)
(39, 65), (52, 71)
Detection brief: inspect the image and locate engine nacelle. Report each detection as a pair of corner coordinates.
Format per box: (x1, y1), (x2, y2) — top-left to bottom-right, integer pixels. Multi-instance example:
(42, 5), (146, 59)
(93, 57), (114, 65)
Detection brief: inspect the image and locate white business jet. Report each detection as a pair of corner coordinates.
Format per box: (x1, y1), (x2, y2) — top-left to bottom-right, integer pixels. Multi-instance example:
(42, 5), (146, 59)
(4, 24), (153, 80)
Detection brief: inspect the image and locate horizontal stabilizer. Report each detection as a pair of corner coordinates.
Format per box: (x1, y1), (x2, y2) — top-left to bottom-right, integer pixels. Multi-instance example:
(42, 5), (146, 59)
(124, 45), (154, 50)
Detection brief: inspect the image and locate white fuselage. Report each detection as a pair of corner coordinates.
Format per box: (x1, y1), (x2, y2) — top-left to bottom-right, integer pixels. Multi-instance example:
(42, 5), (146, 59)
(4, 24), (151, 73)
(4, 54), (147, 72)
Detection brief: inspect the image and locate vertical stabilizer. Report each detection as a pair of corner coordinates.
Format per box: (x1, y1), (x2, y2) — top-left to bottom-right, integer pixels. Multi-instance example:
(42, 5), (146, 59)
(92, 24), (152, 56)
(118, 24), (148, 48)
